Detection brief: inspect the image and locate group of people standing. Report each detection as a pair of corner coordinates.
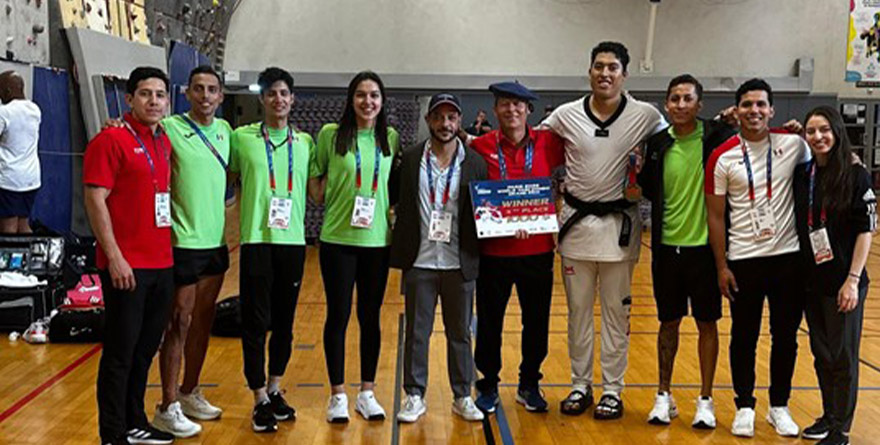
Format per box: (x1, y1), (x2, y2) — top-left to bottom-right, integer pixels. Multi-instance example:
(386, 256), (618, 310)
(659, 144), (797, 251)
(81, 40), (873, 445)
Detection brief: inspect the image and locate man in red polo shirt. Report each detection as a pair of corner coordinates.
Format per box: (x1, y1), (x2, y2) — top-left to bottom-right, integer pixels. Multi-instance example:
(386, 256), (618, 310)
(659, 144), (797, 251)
(84, 66), (176, 445)
(470, 81), (564, 414)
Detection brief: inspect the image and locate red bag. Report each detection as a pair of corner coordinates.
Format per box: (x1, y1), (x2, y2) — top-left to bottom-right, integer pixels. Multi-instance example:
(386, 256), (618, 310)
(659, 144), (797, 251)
(62, 274), (103, 309)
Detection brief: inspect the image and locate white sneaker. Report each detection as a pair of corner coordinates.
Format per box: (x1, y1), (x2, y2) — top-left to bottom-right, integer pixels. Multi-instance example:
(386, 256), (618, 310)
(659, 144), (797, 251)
(355, 390), (386, 420)
(691, 396), (716, 429)
(397, 394), (426, 423)
(179, 387), (222, 420)
(767, 406), (800, 437)
(647, 391), (678, 425)
(731, 407), (755, 437)
(452, 396), (484, 421)
(151, 401), (201, 438)
(326, 393), (350, 423)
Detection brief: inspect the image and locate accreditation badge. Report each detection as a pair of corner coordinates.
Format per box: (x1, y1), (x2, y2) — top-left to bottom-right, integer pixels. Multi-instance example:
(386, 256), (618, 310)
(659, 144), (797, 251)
(749, 203), (776, 241)
(809, 228), (834, 265)
(350, 195), (376, 228)
(267, 196), (293, 230)
(428, 210), (453, 243)
(154, 192), (172, 228)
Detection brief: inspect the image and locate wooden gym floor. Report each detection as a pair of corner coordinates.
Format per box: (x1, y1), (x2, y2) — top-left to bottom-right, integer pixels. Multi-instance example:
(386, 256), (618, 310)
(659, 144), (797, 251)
(3, 205), (880, 444)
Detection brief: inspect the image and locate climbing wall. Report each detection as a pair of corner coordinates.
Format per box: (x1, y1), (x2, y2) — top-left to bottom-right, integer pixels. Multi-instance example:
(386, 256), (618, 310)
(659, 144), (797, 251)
(57, 0), (148, 43)
(0, 0), (50, 65)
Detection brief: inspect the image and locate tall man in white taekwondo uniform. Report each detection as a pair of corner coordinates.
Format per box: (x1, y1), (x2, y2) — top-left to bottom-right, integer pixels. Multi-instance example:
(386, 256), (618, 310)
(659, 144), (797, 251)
(543, 41), (665, 419)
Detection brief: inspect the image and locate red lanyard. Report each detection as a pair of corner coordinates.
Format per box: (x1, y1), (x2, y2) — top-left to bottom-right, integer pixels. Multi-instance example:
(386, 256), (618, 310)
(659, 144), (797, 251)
(261, 124), (294, 197)
(123, 122), (170, 193)
(355, 144), (382, 196)
(425, 144), (458, 209)
(741, 137), (773, 204)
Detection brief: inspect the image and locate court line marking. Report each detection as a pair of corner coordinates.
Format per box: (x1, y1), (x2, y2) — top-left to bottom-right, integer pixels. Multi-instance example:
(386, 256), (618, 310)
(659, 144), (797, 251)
(495, 398), (515, 445)
(0, 344), (102, 424)
(496, 383), (880, 391)
(391, 313), (404, 445)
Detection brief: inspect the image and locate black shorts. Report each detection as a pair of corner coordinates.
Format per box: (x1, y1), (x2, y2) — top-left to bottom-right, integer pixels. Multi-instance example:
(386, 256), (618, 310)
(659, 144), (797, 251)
(651, 244), (721, 323)
(0, 188), (37, 218)
(173, 246), (229, 286)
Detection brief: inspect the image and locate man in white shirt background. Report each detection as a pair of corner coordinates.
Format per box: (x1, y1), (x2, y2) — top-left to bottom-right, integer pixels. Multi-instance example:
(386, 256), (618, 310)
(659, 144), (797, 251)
(0, 70), (42, 234)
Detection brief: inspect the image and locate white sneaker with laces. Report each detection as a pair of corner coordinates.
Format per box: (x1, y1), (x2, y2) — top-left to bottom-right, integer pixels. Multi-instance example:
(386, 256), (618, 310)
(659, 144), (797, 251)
(326, 393), (350, 423)
(151, 401), (201, 438)
(355, 390), (386, 420)
(179, 387), (222, 420)
(731, 407), (755, 437)
(452, 396), (484, 421)
(691, 396), (716, 429)
(397, 394), (426, 423)
(647, 391), (678, 425)
(767, 406), (800, 437)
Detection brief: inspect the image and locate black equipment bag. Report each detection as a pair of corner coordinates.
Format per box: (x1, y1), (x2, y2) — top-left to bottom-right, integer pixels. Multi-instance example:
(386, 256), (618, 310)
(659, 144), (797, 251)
(49, 308), (105, 343)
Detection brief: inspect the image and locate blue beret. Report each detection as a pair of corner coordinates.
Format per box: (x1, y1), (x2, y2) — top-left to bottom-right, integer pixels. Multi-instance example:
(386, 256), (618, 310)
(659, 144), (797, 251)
(488, 81), (539, 102)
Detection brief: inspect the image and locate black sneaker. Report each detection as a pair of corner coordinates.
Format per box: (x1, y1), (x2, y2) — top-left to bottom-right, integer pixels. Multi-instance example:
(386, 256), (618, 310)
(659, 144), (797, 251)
(817, 430), (849, 445)
(252, 401), (279, 433)
(126, 426), (174, 444)
(515, 385), (548, 413)
(475, 389), (499, 414)
(803, 416), (832, 440)
(269, 390), (296, 421)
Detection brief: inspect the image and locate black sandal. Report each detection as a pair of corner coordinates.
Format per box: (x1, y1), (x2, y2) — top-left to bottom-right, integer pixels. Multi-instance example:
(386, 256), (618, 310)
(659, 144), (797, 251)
(593, 393), (624, 420)
(560, 389), (592, 416)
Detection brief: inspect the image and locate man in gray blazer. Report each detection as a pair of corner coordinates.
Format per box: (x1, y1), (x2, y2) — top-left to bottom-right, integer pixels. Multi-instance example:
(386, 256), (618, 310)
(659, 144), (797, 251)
(390, 93), (488, 423)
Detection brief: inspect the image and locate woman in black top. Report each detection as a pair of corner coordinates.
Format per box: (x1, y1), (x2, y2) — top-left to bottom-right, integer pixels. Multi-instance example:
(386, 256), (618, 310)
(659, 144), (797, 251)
(794, 106), (876, 445)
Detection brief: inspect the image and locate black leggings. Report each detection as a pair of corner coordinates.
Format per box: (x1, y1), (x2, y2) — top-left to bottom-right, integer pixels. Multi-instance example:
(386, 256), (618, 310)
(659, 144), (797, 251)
(239, 244), (306, 390)
(319, 242), (390, 386)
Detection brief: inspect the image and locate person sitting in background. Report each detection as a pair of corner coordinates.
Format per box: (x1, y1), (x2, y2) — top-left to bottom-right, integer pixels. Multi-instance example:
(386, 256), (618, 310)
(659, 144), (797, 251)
(465, 109), (492, 136)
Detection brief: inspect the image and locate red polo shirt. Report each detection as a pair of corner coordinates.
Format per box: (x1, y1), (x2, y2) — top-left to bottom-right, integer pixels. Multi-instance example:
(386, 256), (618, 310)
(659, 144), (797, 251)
(83, 113), (173, 270)
(471, 127), (565, 257)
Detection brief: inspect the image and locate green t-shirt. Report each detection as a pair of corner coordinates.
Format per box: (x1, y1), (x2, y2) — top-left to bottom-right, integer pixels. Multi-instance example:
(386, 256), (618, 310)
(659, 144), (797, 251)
(310, 123), (399, 247)
(162, 114), (233, 249)
(229, 122), (315, 246)
(662, 121), (708, 246)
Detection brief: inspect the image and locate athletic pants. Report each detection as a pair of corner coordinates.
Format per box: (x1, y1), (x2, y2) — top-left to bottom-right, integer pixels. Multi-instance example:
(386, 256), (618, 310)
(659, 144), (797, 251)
(97, 268), (174, 442)
(562, 257), (635, 395)
(728, 252), (803, 409)
(239, 244), (305, 390)
(805, 285), (867, 433)
(319, 242), (390, 386)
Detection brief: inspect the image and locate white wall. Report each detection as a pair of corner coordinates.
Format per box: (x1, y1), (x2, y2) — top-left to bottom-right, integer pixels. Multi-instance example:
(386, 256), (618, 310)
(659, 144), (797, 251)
(226, 0), (861, 96)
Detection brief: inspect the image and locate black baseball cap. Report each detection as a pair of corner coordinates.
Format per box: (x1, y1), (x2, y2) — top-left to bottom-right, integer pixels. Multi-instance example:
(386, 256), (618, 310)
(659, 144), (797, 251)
(427, 92), (462, 114)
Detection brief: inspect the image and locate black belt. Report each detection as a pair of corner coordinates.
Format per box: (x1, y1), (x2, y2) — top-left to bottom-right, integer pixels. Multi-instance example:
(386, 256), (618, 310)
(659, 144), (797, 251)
(558, 193), (635, 247)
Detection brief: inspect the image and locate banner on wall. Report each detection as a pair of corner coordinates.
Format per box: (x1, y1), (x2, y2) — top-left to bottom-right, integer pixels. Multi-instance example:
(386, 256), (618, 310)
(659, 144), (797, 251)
(847, 0), (880, 87)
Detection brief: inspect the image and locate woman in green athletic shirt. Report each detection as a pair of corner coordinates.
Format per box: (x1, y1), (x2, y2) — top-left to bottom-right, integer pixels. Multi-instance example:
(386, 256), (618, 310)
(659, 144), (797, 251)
(308, 71), (399, 423)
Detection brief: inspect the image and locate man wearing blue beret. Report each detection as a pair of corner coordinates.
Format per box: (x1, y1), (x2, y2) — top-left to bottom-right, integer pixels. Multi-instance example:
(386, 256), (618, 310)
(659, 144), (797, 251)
(469, 81), (566, 414)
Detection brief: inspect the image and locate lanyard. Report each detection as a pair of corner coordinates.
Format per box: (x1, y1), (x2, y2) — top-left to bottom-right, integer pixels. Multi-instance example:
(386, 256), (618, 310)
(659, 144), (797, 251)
(807, 160), (827, 229)
(355, 144), (382, 196)
(123, 122), (170, 193)
(261, 123), (294, 197)
(741, 137), (773, 205)
(180, 114), (228, 170)
(496, 132), (534, 180)
(425, 143), (458, 210)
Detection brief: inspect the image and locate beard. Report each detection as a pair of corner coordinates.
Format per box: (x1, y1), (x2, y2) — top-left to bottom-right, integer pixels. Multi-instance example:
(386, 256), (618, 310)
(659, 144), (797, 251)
(430, 127), (457, 144)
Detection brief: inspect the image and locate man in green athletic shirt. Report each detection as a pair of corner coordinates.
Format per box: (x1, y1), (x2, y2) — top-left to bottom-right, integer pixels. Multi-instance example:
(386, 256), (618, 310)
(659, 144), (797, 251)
(228, 67), (316, 433)
(150, 66), (232, 438)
